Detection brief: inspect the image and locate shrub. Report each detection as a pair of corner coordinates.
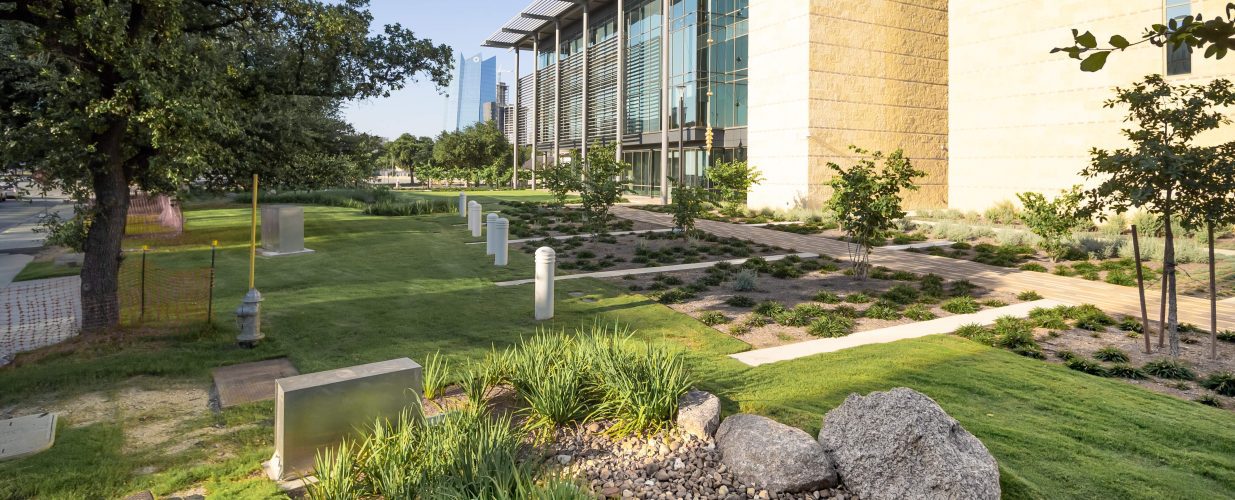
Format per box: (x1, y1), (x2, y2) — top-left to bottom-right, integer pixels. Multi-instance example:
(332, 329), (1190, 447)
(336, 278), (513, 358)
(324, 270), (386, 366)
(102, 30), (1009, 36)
(1019, 263), (1048, 272)
(1201, 372), (1235, 397)
(699, 311), (729, 326)
(920, 274), (946, 297)
(1219, 330), (1235, 342)
(992, 317), (1040, 354)
(1142, 359), (1196, 380)
(1104, 269), (1137, 287)
(1016, 187), (1087, 261)
(826, 146), (924, 279)
(984, 199), (1021, 225)
(1106, 364), (1148, 380)
(1066, 357), (1109, 377)
(844, 292), (873, 304)
(863, 303), (902, 320)
(655, 288), (694, 304)
(1070, 305), (1115, 331)
(733, 269), (759, 291)
(882, 284), (920, 305)
(813, 291), (842, 304)
(753, 300), (786, 316)
(774, 308), (815, 327)
(807, 314), (856, 338)
(982, 299), (1008, 308)
(949, 280), (978, 296)
(903, 304), (937, 321)
(1017, 290), (1044, 301)
(831, 305), (861, 318)
(654, 274), (683, 285)
(953, 324), (995, 345)
(1118, 317), (1144, 333)
(942, 296), (981, 314)
(725, 295), (756, 308)
(1028, 306), (1071, 330)
(1056, 350), (1079, 361)
(1093, 346), (1130, 363)
(1196, 394), (1223, 408)
(951, 242), (972, 250)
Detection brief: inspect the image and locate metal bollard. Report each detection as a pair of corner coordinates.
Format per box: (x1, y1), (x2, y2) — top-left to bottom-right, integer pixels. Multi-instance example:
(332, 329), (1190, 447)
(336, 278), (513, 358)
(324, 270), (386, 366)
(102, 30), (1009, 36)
(494, 218), (510, 266)
(458, 192), (467, 218)
(486, 213), (498, 255)
(534, 247), (555, 320)
(469, 202), (482, 238)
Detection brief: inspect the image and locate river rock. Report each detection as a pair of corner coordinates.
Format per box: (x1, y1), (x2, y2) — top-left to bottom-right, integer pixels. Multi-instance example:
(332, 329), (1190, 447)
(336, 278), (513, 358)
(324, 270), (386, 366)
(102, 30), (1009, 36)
(818, 387), (1000, 500)
(678, 390), (721, 438)
(715, 414), (839, 493)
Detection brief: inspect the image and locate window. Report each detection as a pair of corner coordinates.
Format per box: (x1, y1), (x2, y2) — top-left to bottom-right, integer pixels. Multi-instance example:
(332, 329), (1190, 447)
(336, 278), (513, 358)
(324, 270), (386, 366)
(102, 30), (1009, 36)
(1166, 0), (1192, 75)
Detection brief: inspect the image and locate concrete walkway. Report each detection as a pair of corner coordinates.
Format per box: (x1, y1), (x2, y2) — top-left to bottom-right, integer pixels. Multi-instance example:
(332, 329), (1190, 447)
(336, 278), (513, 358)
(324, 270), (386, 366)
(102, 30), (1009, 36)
(613, 206), (1235, 331)
(493, 253), (818, 287)
(466, 228), (675, 245)
(0, 276), (81, 366)
(730, 299), (1066, 367)
(0, 254), (33, 287)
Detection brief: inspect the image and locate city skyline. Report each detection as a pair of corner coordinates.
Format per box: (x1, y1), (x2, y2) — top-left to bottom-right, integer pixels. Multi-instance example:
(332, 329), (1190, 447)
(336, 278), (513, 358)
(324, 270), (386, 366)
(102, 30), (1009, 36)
(340, 1), (534, 140)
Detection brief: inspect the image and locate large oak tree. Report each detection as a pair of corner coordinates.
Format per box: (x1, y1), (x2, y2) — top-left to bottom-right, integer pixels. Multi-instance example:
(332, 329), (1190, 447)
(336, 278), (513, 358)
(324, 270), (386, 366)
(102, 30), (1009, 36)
(0, 0), (451, 330)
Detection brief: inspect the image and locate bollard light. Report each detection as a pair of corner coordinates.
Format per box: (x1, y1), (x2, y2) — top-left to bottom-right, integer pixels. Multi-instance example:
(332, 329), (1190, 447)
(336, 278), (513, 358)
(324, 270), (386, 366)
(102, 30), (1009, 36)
(486, 213), (498, 255)
(458, 192), (467, 218)
(469, 202), (482, 238)
(494, 218), (510, 266)
(534, 246), (555, 320)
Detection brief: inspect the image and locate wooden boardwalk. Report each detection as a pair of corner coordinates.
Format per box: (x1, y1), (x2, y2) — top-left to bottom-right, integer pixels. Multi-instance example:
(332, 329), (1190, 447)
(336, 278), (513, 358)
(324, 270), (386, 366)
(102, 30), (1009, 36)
(613, 207), (1235, 331)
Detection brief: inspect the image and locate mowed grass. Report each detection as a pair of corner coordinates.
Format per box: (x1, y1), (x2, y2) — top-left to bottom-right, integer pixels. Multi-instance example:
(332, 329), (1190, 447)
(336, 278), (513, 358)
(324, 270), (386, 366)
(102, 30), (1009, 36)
(1, 196), (1233, 499)
(13, 260), (80, 282)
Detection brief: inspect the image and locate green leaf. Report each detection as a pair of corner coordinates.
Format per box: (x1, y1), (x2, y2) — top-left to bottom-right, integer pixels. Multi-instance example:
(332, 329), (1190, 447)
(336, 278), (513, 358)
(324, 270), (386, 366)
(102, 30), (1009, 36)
(1109, 35), (1130, 49)
(1080, 51), (1110, 72)
(1076, 31), (1098, 49)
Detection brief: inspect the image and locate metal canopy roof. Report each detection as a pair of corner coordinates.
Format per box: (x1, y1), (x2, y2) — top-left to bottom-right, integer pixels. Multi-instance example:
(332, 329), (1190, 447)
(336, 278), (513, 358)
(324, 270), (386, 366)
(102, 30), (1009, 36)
(484, 0), (589, 49)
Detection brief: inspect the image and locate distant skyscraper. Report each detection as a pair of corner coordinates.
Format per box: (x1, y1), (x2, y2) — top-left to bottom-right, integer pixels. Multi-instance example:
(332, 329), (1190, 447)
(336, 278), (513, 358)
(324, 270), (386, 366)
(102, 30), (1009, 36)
(452, 53), (497, 131)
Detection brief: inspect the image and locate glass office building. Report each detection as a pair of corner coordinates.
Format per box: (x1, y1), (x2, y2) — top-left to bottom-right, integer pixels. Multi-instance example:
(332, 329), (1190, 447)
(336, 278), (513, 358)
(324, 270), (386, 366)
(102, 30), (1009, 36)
(453, 53), (498, 131)
(487, 0), (748, 197)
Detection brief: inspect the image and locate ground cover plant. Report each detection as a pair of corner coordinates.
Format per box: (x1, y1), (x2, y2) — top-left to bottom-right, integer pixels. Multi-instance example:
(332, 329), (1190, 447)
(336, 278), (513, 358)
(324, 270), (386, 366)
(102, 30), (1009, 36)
(609, 255), (1023, 349)
(1, 194), (1234, 499)
(519, 230), (787, 274)
(951, 303), (1235, 410)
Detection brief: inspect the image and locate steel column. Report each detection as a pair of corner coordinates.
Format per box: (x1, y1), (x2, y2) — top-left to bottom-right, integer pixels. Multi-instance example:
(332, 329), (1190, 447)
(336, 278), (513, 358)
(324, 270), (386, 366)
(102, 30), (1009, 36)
(581, 3), (589, 160)
(532, 37), (539, 189)
(659, 0), (670, 204)
(512, 46), (520, 189)
(554, 21), (561, 166)
(616, 0), (625, 162)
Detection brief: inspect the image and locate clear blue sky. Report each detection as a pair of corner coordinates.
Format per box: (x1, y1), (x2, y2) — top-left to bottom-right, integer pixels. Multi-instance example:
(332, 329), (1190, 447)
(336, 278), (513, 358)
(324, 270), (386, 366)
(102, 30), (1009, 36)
(342, 1), (534, 140)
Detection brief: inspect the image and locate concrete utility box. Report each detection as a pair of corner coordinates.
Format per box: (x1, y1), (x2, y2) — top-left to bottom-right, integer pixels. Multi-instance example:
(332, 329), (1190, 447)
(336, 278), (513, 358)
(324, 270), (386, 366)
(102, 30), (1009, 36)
(263, 358), (423, 481)
(260, 205), (313, 256)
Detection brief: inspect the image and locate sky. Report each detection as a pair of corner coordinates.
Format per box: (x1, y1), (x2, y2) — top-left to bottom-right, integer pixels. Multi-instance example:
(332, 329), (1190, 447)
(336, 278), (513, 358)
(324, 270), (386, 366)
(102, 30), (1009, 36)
(342, 1), (535, 140)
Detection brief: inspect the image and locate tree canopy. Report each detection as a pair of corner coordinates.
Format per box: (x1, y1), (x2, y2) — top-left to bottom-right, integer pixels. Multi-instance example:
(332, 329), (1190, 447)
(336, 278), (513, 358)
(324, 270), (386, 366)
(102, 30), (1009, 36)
(431, 121), (511, 187)
(0, 0), (452, 329)
(1053, 2), (1235, 71)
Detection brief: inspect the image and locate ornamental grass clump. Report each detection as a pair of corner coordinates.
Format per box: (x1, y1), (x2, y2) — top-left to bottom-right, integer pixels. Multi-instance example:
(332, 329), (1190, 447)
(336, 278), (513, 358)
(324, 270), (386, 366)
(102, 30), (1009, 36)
(1093, 346), (1130, 363)
(807, 314), (855, 338)
(308, 405), (589, 500)
(1142, 359), (1196, 380)
(1201, 372), (1235, 397)
(942, 296), (981, 314)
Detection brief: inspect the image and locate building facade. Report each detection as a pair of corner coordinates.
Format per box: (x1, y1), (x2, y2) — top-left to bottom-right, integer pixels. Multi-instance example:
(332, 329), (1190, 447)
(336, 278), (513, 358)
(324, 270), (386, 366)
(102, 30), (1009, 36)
(452, 53), (498, 131)
(487, 0), (1235, 210)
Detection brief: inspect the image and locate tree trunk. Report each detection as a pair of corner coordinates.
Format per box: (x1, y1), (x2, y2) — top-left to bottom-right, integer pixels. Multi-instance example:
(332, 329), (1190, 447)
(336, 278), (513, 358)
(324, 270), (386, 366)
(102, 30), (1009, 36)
(80, 159), (131, 332)
(1163, 208), (1180, 357)
(1210, 222), (1218, 359)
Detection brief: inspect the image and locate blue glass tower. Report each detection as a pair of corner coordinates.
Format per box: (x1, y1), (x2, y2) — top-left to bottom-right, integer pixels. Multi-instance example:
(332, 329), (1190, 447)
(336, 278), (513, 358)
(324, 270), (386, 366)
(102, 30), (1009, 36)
(453, 53), (498, 130)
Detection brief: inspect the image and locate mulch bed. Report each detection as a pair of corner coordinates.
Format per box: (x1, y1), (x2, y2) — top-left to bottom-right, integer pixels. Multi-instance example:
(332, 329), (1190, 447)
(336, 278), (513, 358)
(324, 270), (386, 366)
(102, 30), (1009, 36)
(606, 259), (1025, 349)
(518, 231), (793, 274)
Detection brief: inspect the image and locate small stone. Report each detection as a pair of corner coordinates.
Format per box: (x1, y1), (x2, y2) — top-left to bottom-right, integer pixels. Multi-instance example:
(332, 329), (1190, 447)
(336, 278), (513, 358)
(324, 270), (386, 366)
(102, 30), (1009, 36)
(555, 454), (573, 465)
(655, 470), (670, 481)
(673, 458), (685, 470)
(587, 422), (601, 433)
(718, 485), (729, 496)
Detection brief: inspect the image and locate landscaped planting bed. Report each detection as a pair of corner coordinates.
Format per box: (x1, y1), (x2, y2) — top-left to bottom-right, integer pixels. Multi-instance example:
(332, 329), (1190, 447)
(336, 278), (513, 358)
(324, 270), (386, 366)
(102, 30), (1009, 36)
(631, 204), (817, 225)
(607, 258), (1025, 349)
(500, 201), (666, 238)
(518, 231), (793, 274)
(949, 305), (1235, 411)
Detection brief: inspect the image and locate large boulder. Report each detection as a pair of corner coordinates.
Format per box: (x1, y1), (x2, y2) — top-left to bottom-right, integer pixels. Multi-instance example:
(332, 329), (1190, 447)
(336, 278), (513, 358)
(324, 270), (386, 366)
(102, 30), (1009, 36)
(715, 414), (839, 493)
(818, 387), (1000, 500)
(677, 390), (720, 438)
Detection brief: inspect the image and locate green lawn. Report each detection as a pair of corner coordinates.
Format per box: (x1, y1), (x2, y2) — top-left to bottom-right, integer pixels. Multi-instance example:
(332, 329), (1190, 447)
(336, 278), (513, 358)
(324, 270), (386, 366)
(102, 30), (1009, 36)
(12, 260), (80, 282)
(1, 195), (1233, 499)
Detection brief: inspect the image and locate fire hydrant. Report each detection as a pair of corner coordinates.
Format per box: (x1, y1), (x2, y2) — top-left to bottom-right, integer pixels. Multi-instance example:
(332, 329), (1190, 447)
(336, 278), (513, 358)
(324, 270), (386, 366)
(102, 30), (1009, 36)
(235, 288), (264, 347)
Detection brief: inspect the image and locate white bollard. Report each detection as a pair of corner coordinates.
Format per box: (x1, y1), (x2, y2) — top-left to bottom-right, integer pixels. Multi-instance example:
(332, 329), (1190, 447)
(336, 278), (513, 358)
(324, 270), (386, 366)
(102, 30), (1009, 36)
(458, 192), (467, 218)
(534, 247), (555, 320)
(468, 201), (481, 237)
(494, 218), (509, 266)
(485, 213), (498, 255)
